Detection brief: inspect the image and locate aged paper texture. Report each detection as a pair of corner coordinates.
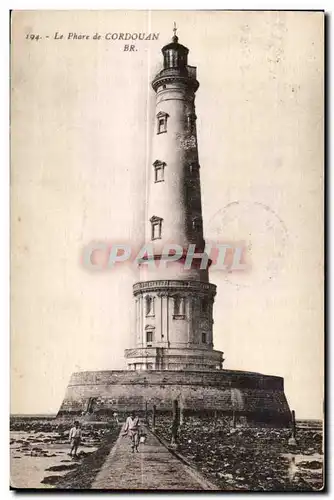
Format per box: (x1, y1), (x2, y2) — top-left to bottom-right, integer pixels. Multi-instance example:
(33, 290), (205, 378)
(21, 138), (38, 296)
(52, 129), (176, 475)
(10, 10), (324, 491)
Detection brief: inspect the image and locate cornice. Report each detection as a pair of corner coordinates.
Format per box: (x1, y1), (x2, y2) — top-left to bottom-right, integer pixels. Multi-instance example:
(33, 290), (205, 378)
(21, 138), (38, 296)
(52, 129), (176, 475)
(152, 74), (199, 93)
(133, 280), (216, 297)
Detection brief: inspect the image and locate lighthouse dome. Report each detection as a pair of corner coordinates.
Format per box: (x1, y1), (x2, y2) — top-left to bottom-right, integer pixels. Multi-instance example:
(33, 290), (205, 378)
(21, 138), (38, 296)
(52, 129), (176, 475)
(152, 27), (199, 93)
(161, 33), (189, 72)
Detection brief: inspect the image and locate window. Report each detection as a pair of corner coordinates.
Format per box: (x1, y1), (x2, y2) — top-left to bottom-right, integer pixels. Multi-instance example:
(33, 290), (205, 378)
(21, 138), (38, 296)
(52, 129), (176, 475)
(173, 296), (185, 319)
(146, 330), (153, 344)
(192, 217), (202, 233)
(202, 332), (207, 344)
(174, 296), (180, 315)
(145, 295), (155, 316)
(189, 162), (199, 175)
(152, 224), (160, 240)
(145, 325), (154, 346)
(158, 118), (165, 134)
(165, 49), (176, 68)
(201, 298), (209, 314)
(153, 160), (166, 183)
(150, 216), (163, 240)
(146, 363), (153, 370)
(156, 111), (169, 134)
(186, 113), (196, 134)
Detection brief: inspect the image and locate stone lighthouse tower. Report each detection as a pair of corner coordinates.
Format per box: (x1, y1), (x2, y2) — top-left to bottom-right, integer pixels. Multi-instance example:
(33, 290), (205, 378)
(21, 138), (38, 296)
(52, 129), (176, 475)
(59, 29), (291, 425)
(125, 27), (224, 372)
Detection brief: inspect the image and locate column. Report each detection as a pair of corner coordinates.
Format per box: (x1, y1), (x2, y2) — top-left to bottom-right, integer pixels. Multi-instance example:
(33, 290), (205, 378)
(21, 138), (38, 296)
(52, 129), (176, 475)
(161, 294), (169, 345)
(135, 298), (139, 345)
(155, 293), (162, 343)
(139, 295), (144, 346)
(187, 296), (192, 344)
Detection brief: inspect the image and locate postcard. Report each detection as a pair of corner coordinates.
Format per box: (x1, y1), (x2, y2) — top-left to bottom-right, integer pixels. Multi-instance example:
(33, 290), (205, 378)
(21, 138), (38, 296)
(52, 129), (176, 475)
(10, 10), (324, 491)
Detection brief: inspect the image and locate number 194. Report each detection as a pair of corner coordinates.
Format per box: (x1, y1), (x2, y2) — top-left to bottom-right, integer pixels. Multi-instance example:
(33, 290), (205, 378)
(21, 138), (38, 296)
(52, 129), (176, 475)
(26, 34), (40, 41)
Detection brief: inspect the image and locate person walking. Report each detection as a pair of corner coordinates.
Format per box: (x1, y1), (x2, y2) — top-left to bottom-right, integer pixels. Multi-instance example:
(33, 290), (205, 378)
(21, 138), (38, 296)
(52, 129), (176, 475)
(69, 420), (82, 458)
(122, 412), (140, 453)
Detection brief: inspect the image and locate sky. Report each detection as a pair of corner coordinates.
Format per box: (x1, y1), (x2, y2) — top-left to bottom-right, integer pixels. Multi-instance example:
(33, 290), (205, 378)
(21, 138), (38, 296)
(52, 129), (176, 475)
(11, 10), (324, 418)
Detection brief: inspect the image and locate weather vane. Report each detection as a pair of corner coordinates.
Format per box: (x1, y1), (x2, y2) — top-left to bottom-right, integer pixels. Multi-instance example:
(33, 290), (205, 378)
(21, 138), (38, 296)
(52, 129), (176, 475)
(173, 21), (178, 39)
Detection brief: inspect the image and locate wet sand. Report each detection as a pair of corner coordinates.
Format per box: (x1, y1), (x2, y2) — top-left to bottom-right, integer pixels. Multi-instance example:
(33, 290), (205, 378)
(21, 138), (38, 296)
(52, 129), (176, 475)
(10, 418), (117, 489)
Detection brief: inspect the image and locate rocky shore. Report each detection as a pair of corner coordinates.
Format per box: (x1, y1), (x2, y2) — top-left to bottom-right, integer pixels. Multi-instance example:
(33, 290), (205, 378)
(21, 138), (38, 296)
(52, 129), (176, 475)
(10, 416), (120, 489)
(152, 416), (323, 491)
(10, 415), (324, 491)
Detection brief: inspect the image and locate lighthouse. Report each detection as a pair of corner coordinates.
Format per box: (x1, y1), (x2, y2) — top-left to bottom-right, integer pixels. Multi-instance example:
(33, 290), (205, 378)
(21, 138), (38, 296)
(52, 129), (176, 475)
(59, 28), (291, 426)
(125, 26), (224, 372)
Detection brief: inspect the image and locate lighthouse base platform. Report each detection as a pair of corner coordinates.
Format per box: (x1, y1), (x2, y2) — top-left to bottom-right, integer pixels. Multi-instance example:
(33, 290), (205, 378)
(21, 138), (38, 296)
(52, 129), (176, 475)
(58, 369), (291, 426)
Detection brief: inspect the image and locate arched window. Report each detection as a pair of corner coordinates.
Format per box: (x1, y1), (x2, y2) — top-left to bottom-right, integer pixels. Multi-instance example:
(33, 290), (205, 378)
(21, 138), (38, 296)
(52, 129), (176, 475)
(145, 295), (155, 316)
(173, 296), (185, 319)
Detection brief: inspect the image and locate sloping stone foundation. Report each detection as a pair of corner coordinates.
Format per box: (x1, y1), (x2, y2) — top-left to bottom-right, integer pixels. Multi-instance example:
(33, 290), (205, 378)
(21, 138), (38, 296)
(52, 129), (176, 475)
(58, 369), (291, 426)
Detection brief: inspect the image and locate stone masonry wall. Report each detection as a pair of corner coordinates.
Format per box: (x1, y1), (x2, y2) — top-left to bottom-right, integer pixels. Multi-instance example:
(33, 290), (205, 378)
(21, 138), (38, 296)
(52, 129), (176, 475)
(58, 370), (291, 425)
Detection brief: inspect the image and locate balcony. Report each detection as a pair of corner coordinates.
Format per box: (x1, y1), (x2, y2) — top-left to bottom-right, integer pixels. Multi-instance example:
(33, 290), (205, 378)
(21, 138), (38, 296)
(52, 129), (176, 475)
(152, 65), (199, 93)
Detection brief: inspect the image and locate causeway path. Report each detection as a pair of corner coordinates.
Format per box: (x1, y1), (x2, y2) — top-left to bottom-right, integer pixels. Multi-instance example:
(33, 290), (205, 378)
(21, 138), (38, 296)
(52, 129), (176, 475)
(91, 426), (215, 490)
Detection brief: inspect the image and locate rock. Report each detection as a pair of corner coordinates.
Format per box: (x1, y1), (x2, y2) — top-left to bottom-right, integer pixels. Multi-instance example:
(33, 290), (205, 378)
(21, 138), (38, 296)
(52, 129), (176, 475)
(40, 475), (63, 485)
(298, 461), (322, 470)
(45, 464), (77, 472)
